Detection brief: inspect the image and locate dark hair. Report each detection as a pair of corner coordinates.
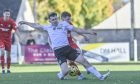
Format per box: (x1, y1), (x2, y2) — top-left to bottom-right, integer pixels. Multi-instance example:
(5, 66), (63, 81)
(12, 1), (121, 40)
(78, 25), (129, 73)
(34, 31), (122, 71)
(3, 9), (11, 13)
(61, 11), (71, 18)
(48, 12), (57, 19)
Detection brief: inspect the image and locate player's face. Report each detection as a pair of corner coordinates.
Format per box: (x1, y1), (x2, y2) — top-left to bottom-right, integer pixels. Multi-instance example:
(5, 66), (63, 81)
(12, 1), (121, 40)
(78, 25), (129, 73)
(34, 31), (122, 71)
(63, 16), (71, 22)
(3, 11), (10, 20)
(49, 15), (58, 25)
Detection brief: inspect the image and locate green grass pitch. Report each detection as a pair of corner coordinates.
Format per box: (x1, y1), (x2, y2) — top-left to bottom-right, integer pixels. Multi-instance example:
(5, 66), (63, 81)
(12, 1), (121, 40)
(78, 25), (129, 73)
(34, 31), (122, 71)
(0, 63), (140, 84)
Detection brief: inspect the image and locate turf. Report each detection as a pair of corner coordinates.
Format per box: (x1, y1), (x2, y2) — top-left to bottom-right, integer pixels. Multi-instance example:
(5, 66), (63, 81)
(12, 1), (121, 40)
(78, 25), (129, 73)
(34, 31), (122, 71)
(0, 64), (140, 84)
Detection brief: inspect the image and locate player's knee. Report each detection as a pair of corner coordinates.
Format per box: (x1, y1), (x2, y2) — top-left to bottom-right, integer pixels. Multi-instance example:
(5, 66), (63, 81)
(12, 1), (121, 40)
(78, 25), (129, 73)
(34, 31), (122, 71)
(75, 55), (85, 64)
(76, 55), (91, 68)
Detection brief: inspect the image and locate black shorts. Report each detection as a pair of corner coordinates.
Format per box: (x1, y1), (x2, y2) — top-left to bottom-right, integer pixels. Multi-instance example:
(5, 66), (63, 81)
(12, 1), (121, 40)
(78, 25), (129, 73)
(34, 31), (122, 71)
(54, 45), (80, 65)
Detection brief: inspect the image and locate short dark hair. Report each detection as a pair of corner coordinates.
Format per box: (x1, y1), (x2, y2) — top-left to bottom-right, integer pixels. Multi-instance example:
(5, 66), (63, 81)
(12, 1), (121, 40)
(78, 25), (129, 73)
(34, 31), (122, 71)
(61, 11), (71, 18)
(3, 9), (11, 13)
(48, 12), (57, 19)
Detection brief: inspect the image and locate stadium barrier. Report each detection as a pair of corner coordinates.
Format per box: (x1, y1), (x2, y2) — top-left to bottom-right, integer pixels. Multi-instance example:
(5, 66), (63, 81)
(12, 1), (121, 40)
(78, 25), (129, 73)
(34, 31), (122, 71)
(24, 45), (57, 64)
(7, 42), (131, 64)
(80, 42), (130, 62)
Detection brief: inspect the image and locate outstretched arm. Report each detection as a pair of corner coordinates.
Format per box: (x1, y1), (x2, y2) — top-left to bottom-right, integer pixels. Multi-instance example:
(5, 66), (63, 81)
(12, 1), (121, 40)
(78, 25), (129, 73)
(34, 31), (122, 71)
(72, 28), (97, 35)
(18, 21), (43, 30)
(66, 22), (97, 42)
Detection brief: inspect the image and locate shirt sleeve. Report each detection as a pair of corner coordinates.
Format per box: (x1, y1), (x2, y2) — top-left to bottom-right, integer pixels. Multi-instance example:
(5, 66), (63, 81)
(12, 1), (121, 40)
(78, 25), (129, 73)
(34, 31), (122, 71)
(42, 25), (48, 31)
(11, 19), (17, 31)
(64, 21), (74, 31)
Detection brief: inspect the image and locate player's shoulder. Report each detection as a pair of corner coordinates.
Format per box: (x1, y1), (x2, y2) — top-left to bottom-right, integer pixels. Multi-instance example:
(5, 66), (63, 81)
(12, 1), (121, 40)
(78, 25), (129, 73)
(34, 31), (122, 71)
(59, 21), (70, 26)
(42, 24), (51, 29)
(45, 24), (51, 27)
(9, 18), (15, 21)
(9, 18), (16, 23)
(60, 21), (68, 24)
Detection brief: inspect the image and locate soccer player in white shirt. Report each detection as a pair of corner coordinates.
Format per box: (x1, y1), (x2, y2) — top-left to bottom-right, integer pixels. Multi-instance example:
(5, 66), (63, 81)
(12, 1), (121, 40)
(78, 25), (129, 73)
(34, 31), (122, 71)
(19, 12), (110, 80)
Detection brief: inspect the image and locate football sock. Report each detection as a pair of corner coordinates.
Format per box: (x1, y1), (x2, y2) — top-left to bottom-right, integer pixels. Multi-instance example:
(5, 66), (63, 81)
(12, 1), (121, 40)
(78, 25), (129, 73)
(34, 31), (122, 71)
(7, 57), (11, 70)
(57, 72), (64, 79)
(87, 66), (102, 78)
(77, 73), (85, 80)
(1, 56), (5, 70)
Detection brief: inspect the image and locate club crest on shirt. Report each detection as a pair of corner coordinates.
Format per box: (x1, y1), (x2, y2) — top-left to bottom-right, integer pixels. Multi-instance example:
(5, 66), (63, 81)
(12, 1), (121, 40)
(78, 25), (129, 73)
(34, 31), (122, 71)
(0, 24), (11, 28)
(57, 24), (63, 30)
(0, 24), (3, 26)
(53, 26), (63, 30)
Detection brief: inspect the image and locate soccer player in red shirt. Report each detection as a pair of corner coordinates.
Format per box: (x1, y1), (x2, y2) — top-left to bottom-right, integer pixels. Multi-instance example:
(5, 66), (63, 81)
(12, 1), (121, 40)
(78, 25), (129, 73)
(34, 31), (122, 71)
(61, 11), (88, 80)
(0, 9), (18, 74)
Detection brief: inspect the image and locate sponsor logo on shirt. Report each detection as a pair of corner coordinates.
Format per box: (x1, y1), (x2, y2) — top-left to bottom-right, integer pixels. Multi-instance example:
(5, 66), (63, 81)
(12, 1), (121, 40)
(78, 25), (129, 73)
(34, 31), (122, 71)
(0, 28), (10, 31)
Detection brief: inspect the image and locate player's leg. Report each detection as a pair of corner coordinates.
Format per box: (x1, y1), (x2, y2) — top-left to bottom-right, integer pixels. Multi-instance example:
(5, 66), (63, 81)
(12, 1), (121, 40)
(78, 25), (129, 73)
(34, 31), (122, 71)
(0, 41), (5, 74)
(6, 51), (11, 73)
(54, 47), (69, 80)
(57, 62), (69, 80)
(68, 60), (85, 80)
(68, 47), (110, 80)
(5, 42), (11, 73)
(70, 45), (85, 79)
(75, 55), (110, 80)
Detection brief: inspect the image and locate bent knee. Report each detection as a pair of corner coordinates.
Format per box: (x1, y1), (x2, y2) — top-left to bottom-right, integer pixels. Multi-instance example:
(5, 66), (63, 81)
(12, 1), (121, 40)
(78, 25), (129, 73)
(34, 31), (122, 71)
(75, 55), (85, 63)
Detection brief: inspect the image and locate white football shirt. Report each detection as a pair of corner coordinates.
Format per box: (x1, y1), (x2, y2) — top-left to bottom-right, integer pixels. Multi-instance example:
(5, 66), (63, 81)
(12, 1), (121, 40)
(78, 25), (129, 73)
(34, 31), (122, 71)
(42, 21), (74, 49)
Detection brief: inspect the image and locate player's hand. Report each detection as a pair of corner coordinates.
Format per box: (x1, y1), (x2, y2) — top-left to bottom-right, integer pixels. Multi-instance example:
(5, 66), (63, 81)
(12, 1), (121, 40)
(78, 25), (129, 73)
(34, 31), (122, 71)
(87, 29), (97, 36)
(93, 32), (97, 36)
(83, 36), (90, 42)
(18, 21), (26, 26)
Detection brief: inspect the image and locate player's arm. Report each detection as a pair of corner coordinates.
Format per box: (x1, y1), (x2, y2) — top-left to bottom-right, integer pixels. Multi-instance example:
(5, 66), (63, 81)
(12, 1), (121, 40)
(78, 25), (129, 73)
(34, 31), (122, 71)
(18, 21), (43, 30)
(65, 21), (96, 35)
(10, 19), (21, 41)
(11, 24), (22, 43)
(71, 32), (90, 42)
(79, 34), (90, 42)
(72, 27), (96, 35)
(76, 30), (97, 42)
(14, 29), (21, 39)
(67, 24), (96, 42)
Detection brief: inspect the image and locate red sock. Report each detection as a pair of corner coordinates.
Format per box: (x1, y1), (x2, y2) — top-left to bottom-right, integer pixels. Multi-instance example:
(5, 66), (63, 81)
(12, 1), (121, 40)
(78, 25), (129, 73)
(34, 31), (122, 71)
(1, 56), (5, 69)
(7, 57), (11, 70)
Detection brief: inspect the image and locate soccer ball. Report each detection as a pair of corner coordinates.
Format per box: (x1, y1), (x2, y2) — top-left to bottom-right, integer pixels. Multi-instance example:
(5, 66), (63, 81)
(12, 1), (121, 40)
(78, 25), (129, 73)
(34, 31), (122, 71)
(68, 65), (79, 76)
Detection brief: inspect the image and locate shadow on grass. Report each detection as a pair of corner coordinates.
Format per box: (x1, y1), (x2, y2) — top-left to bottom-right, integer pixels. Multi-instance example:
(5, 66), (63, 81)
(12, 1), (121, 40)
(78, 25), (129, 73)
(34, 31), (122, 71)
(0, 71), (140, 84)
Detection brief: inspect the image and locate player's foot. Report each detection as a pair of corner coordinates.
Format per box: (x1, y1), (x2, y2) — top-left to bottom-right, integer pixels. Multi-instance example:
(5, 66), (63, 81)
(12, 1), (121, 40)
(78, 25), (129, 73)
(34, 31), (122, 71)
(77, 74), (86, 80)
(2, 70), (5, 74)
(87, 71), (90, 74)
(7, 70), (11, 74)
(1, 70), (5, 78)
(99, 70), (110, 80)
(57, 72), (67, 80)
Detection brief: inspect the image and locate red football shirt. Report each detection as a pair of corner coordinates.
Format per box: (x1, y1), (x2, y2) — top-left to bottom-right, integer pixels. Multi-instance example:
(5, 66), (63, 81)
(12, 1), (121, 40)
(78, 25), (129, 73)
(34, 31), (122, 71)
(0, 17), (16, 41)
(67, 22), (79, 49)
